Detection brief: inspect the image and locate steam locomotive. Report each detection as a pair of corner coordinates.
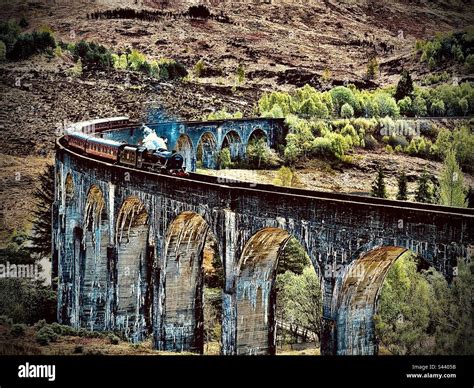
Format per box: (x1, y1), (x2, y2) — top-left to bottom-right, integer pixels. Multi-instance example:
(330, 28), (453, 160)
(64, 117), (188, 176)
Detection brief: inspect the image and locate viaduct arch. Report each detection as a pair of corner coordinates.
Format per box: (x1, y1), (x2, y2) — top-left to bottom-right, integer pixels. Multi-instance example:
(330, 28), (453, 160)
(54, 119), (474, 355)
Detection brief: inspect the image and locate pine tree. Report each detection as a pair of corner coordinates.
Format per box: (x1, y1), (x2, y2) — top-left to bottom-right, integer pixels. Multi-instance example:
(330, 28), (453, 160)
(371, 167), (388, 198)
(414, 170), (433, 203)
(439, 149), (467, 207)
(29, 164), (55, 262)
(396, 171), (408, 200)
(395, 69), (414, 101)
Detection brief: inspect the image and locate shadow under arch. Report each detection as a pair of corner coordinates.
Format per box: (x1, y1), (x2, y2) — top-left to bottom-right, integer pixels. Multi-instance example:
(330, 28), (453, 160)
(175, 134), (194, 173)
(335, 245), (408, 355)
(235, 227), (318, 355)
(115, 196), (153, 342)
(247, 127), (268, 145)
(162, 211), (213, 353)
(221, 130), (242, 161)
(196, 131), (217, 169)
(80, 185), (109, 331)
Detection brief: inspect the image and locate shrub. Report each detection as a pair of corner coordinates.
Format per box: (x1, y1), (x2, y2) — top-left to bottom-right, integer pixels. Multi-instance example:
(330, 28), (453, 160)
(236, 63), (245, 84)
(364, 134), (378, 150)
(0, 315), (13, 326)
(398, 96), (412, 116)
(10, 323), (26, 337)
(0, 40), (5, 61)
(388, 134), (408, 148)
(341, 103), (354, 118)
(9, 30), (56, 60)
(385, 145), (394, 153)
(430, 99), (446, 116)
(108, 333), (120, 345)
(366, 57), (379, 80)
(188, 5), (211, 19)
(194, 59), (206, 77)
(49, 322), (77, 336)
(36, 326), (58, 345)
(465, 54), (474, 73)
(72, 40), (112, 69)
(216, 148), (232, 169)
(330, 86), (357, 116)
(0, 277), (56, 325)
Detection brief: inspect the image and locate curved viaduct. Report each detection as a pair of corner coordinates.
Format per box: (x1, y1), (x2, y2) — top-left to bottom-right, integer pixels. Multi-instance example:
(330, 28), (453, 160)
(54, 120), (473, 356)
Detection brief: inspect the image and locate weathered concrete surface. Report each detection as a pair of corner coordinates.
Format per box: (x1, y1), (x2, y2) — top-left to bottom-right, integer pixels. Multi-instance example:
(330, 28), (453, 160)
(54, 125), (474, 355)
(335, 246), (407, 355)
(236, 228), (290, 355)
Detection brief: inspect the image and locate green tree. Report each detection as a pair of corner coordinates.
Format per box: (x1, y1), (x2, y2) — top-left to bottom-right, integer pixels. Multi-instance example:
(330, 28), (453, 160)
(395, 69), (414, 101)
(439, 149), (467, 207)
(194, 58), (206, 77)
(340, 103), (354, 118)
(412, 95), (428, 117)
(366, 57), (379, 80)
(458, 97), (468, 116)
(430, 260), (473, 355)
(276, 267), (322, 343)
(374, 253), (433, 355)
(371, 167), (388, 198)
(247, 138), (268, 168)
(236, 63), (245, 84)
(277, 237), (310, 275)
(414, 170), (433, 203)
(29, 165), (54, 261)
(397, 171), (408, 200)
(273, 166), (297, 187)
(216, 148), (232, 169)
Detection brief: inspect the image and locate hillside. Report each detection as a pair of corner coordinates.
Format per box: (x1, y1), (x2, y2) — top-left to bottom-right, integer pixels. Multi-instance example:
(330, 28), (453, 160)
(0, 0), (473, 242)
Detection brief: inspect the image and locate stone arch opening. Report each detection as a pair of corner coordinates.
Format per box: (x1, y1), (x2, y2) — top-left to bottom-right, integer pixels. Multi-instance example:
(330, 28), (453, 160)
(235, 228), (321, 355)
(115, 196), (153, 342)
(221, 130), (242, 161)
(65, 173), (74, 203)
(196, 132), (217, 169)
(247, 128), (268, 145)
(162, 211), (223, 354)
(175, 134), (194, 173)
(80, 185), (109, 331)
(335, 246), (409, 355)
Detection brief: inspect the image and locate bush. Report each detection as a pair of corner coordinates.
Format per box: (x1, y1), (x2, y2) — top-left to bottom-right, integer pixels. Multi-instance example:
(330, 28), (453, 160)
(194, 59), (206, 77)
(10, 323), (26, 337)
(364, 134), (378, 150)
(465, 54), (474, 73)
(216, 148), (232, 169)
(9, 30), (56, 60)
(0, 277), (56, 325)
(72, 40), (112, 69)
(341, 103), (354, 118)
(188, 5), (211, 19)
(49, 322), (77, 336)
(0, 315), (13, 326)
(0, 40), (5, 61)
(388, 134), (408, 148)
(36, 326), (58, 345)
(108, 333), (120, 345)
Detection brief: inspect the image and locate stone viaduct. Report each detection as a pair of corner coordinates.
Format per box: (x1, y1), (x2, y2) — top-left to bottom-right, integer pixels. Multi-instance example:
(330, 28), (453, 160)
(54, 118), (474, 355)
(100, 117), (286, 172)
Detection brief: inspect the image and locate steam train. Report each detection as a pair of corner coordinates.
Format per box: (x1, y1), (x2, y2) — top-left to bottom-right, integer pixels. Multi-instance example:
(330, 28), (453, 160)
(64, 117), (188, 176)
